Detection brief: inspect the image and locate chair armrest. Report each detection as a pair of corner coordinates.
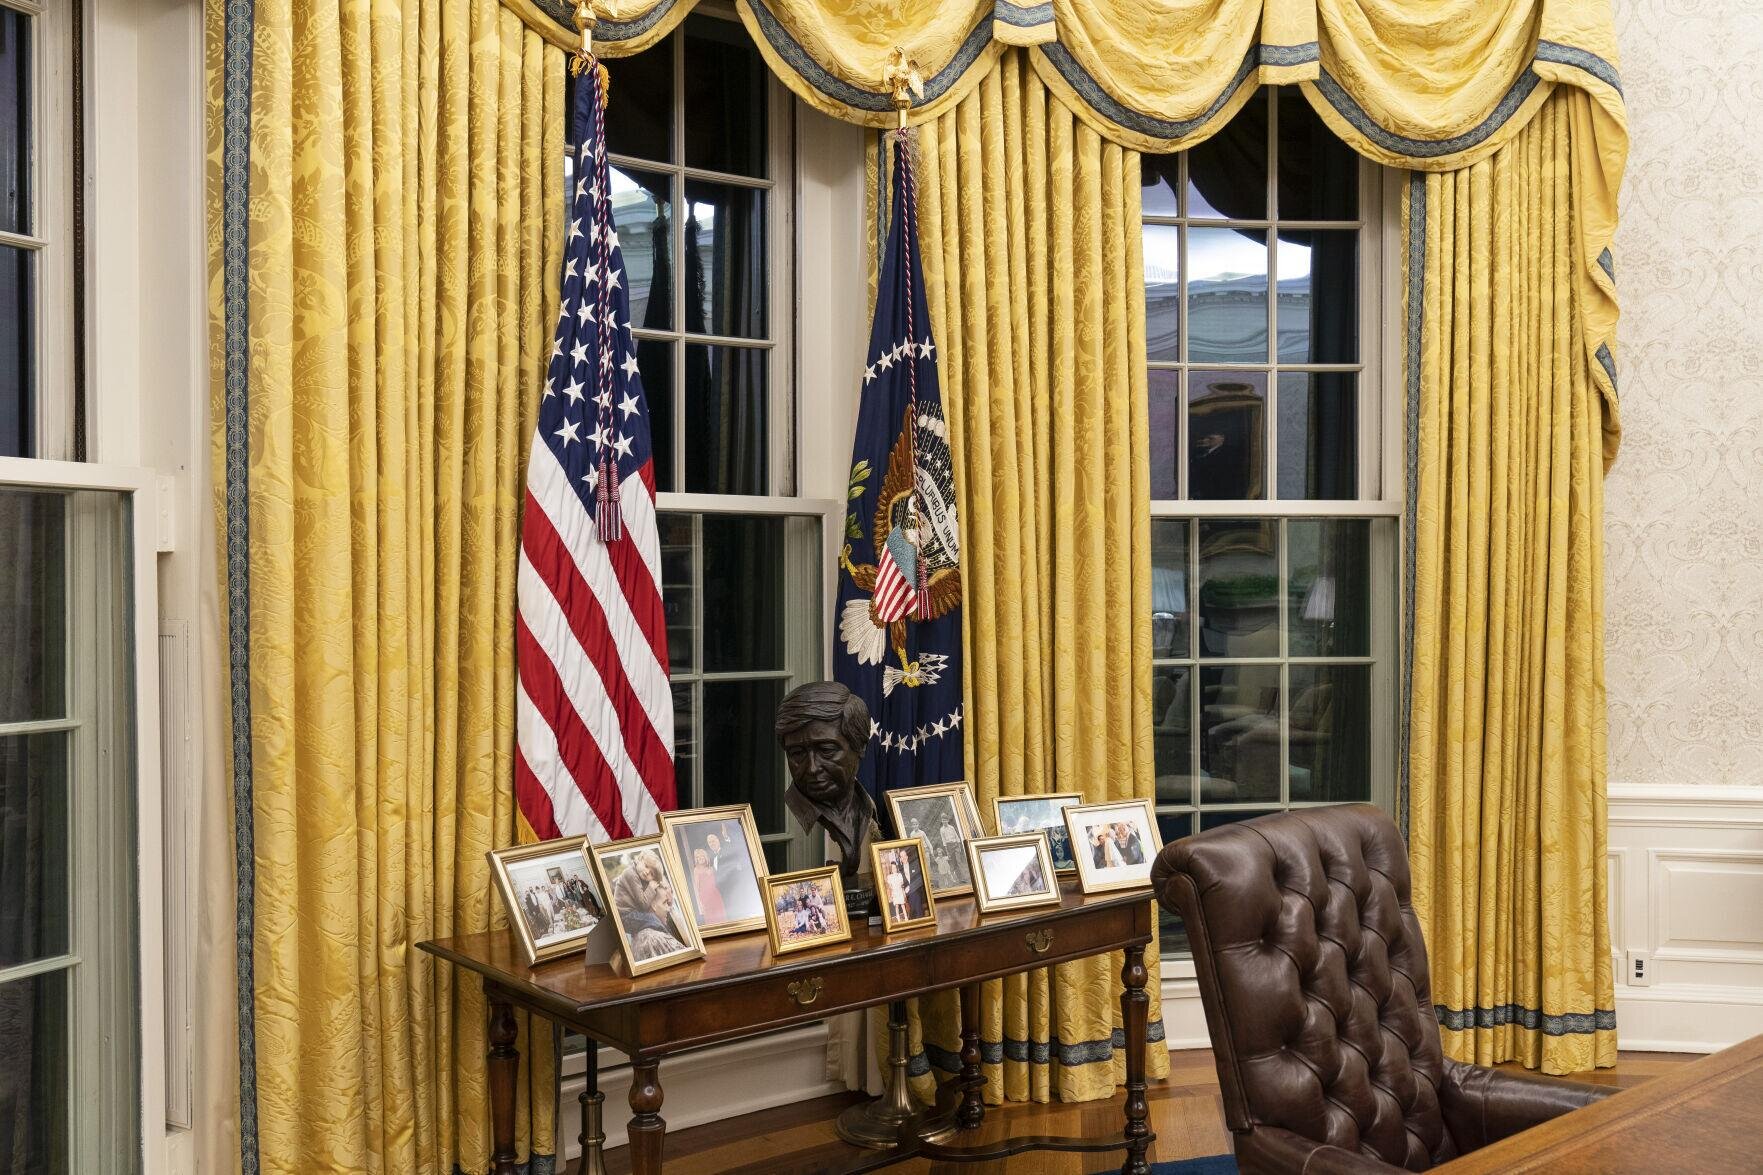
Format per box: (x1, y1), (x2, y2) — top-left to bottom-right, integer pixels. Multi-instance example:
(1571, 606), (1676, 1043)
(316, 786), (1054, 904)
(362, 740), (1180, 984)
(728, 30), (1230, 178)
(1234, 1125), (1410, 1174)
(1438, 1058), (1616, 1151)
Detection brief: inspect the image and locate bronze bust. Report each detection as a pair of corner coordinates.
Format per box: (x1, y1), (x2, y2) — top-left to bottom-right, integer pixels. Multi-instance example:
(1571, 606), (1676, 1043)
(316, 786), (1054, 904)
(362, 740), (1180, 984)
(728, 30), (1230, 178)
(775, 681), (879, 887)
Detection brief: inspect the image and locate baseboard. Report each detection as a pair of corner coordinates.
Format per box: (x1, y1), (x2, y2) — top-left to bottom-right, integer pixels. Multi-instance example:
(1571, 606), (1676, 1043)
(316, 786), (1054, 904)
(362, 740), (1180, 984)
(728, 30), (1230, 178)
(556, 1023), (846, 1158)
(1162, 959), (1210, 1050)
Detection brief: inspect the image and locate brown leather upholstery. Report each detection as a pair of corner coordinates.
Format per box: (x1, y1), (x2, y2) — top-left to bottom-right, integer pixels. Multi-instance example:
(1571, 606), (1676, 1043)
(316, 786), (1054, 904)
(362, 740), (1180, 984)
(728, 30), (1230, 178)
(1151, 804), (1612, 1173)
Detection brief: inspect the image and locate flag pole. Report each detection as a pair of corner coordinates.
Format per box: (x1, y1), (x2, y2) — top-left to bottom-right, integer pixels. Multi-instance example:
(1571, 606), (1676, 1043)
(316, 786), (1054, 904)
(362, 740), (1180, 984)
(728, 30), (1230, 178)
(571, 1), (596, 74)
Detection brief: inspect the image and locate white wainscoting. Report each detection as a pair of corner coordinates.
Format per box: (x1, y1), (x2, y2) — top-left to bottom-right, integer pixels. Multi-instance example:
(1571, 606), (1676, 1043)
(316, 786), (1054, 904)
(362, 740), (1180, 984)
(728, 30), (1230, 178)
(1608, 783), (1763, 1052)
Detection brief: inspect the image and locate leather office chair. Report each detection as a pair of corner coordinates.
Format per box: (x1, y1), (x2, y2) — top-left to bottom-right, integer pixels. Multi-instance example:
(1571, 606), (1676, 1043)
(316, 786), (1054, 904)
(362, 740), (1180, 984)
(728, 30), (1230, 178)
(1151, 804), (1612, 1172)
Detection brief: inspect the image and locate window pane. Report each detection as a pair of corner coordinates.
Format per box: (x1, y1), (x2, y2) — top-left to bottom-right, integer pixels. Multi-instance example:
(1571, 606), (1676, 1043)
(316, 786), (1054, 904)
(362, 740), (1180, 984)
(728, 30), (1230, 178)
(1188, 369), (1266, 501)
(1150, 520), (1189, 658)
(634, 337), (675, 492)
(1200, 665), (1281, 803)
(0, 489), (65, 721)
(702, 678), (788, 834)
(684, 18), (767, 178)
(601, 44), (672, 163)
(1200, 808), (1279, 832)
(610, 166), (672, 332)
(0, 733), (69, 967)
(1148, 368), (1180, 497)
(1142, 158), (1179, 217)
(1185, 90), (1266, 220)
(1288, 518), (1371, 658)
(762, 839), (791, 873)
(684, 180), (766, 339)
(701, 515), (785, 673)
(1187, 227), (1267, 364)
(1277, 87), (1358, 221)
(0, 243), (32, 457)
(1288, 664), (1371, 802)
(1276, 231), (1357, 364)
(1151, 666), (1193, 805)
(1197, 519), (1278, 658)
(684, 344), (767, 494)
(0, 7), (28, 236)
(672, 681), (696, 806)
(0, 972), (68, 1173)
(658, 512), (694, 671)
(1144, 225), (1181, 362)
(1277, 372), (1357, 500)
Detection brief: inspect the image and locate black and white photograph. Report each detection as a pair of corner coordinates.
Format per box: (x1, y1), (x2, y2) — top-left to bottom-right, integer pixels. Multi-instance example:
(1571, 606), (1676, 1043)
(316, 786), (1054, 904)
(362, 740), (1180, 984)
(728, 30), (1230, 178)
(886, 782), (983, 897)
(1062, 799), (1164, 894)
(488, 837), (606, 965)
(992, 792), (1085, 872)
(589, 835), (706, 976)
(658, 805), (769, 937)
(868, 837), (937, 932)
(967, 833), (1061, 914)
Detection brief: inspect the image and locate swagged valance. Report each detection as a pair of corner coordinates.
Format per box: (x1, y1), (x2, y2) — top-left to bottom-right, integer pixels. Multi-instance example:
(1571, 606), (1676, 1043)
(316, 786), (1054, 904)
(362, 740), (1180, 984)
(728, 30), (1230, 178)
(508, 0), (1626, 449)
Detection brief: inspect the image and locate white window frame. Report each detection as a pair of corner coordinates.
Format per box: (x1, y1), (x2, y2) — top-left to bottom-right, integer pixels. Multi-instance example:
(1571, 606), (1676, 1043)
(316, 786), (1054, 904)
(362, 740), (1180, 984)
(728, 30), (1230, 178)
(1, 0), (76, 458)
(1144, 94), (1402, 837)
(0, 454), (168, 1175)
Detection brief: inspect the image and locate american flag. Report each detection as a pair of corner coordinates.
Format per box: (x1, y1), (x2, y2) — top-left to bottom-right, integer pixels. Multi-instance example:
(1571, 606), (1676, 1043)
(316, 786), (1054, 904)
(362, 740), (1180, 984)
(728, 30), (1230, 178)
(515, 63), (675, 844)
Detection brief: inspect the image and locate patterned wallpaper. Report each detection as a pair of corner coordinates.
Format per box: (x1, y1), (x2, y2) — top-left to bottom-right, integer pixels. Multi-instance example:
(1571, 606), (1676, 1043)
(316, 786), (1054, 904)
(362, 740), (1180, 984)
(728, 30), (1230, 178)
(1604, 1), (1763, 784)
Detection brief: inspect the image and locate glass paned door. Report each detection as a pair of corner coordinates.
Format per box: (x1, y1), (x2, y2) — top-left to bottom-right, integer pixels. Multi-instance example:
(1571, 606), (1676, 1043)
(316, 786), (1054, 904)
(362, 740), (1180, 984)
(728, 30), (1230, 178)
(0, 483), (141, 1174)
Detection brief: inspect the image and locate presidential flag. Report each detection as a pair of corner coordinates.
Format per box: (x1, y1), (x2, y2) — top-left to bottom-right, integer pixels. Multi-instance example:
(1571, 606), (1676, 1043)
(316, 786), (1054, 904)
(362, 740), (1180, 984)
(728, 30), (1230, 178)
(834, 133), (964, 808)
(515, 63), (675, 843)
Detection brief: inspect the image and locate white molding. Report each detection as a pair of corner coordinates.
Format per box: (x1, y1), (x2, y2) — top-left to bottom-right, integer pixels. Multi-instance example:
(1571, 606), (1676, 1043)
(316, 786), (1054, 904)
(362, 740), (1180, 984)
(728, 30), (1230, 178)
(556, 1024), (844, 1159)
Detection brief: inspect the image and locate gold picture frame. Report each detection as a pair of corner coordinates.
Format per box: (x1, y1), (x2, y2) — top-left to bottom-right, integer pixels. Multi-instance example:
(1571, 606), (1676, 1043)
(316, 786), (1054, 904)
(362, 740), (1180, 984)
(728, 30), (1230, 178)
(885, 780), (984, 898)
(487, 836), (606, 965)
(762, 865), (853, 957)
(1062, 798), (1163, 894)
(657, 804), (770, 938)
(588, 834), (707, 977)
(868, 837), (939, 932)
(967, 833), (1063, 914)
(990, 791), (1086, 874)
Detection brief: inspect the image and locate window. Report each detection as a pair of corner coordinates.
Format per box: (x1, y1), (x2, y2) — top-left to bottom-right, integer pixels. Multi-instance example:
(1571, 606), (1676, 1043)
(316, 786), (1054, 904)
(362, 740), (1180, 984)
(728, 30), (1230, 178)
(1141, 90), (1398, 953)
(0, 0), (74, 459)
(593, 15), (831, 870)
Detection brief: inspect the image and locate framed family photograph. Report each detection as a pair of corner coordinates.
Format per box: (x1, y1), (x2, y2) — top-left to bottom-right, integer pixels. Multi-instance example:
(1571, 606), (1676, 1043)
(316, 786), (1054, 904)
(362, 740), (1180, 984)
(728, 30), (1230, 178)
(886, 781), (984, 897)
(658, 805), (769, 938)
(868, 837), (937, 932)
(488, 837), (607, 965)
(1063, 799), (1163, 894)
(763, 865), (853, 957)
(991, 792), (1085, 873)
(588, 835), (706, 977)
(967, 833), (1062, 914)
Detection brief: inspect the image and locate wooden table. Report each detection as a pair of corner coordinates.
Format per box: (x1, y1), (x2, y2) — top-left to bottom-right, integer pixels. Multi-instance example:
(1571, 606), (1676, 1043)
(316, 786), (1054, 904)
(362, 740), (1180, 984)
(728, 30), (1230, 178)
(420, 881), (1156, 1175)
(1437, 1033), (1763, 1172)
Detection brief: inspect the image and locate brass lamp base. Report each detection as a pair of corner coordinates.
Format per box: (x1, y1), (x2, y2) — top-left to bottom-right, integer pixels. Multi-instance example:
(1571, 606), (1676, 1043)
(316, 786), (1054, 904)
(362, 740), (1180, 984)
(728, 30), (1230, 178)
(835, 1000), (956, 1150)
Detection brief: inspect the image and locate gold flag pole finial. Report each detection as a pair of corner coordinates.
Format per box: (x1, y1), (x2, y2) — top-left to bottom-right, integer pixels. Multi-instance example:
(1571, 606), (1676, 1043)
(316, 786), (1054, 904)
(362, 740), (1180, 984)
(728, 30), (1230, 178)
(571, 0), (598, 77)
(884, 47), (924, 131)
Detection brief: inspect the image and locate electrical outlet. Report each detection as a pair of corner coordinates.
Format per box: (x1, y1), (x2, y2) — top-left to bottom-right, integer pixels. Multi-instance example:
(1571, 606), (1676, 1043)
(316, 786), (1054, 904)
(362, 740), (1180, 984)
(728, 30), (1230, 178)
(1626, 950), (1653, 987)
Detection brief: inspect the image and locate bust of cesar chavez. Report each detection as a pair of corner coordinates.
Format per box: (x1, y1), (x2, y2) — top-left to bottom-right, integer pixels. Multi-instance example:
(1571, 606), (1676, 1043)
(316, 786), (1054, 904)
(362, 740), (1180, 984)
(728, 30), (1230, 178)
(774, 681), (878, 884)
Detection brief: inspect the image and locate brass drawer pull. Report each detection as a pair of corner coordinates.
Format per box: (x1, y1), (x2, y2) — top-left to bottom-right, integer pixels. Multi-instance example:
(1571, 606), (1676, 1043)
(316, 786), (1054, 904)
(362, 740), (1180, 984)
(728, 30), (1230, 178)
(787, 978), (823, 1007)
(1026, 929), (1054, 954)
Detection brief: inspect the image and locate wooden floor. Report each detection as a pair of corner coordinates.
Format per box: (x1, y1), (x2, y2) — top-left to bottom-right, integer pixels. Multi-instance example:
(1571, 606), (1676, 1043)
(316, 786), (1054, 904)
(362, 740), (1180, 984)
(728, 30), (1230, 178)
(577, 1048), (1697, 1174)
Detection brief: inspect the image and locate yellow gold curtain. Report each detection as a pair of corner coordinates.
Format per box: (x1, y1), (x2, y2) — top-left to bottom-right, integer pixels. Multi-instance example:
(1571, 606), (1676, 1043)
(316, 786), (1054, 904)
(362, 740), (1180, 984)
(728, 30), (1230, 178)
(206, 0), (566, 1170)
(871, 49), (1172, 1104)
(1404, 87), (1618, 1076)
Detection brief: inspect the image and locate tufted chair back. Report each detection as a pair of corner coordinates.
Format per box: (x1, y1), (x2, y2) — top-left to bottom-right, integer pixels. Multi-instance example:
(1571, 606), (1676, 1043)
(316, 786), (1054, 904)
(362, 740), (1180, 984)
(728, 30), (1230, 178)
(1153, 805), (1456, 1171)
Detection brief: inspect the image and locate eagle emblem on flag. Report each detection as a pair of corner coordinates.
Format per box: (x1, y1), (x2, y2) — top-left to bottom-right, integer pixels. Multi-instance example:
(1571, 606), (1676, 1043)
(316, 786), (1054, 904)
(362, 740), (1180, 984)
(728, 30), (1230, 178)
(834, 131), (964, 805)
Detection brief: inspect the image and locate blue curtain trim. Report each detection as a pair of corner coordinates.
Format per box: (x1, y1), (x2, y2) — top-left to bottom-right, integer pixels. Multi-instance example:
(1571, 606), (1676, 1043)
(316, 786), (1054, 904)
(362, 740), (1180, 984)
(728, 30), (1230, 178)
(1596, 342), (1618, 396)
(221, 0), (259, 1169)
(1311, 68), (1544, 159)
(994, 1), (1054, 30)
(1259, 42), (1320, 68)
(745, 0), (995, 113)
(1597, 248), (1615, 282)
(1398, 171), (1425, 841)
(1039, 40), (1258, 140)
(1535, 40), (1624, 95)
(1436, 1004), (1617, 1036)
(907, 1022), (1169, 1077)
(531, 0), (684, 42)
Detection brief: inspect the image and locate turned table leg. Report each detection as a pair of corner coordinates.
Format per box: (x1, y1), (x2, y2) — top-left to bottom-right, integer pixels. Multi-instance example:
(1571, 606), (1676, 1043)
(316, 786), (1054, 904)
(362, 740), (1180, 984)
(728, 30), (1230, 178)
(487, 994), (519, 1175)
(958, 981), (985, 1130)
(627, 1055), (666, 1174)
(1120, 944), (1151, 1175)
